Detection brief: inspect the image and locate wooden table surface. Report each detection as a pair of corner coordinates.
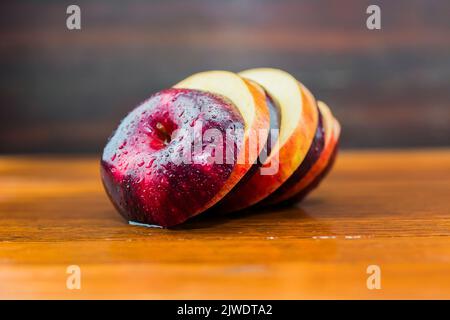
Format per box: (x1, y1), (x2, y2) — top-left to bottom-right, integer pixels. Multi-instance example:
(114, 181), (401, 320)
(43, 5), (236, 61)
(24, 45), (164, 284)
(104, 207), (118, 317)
(0, 149), (449, 299)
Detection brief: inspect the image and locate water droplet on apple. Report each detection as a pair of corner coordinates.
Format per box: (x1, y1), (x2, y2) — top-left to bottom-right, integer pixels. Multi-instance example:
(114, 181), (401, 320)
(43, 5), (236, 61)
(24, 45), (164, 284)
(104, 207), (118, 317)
(145, 159), (155, 168)
(119, 140), (127, 149)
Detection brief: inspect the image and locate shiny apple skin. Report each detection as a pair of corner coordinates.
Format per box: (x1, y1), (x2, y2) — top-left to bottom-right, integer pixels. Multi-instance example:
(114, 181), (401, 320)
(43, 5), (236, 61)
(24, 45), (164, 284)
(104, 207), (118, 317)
(101, 88), (245, 227)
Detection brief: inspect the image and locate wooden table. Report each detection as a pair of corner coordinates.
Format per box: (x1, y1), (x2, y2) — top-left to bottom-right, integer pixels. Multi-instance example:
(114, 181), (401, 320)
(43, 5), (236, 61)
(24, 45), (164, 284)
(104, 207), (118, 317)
(0, 150), (449, 299)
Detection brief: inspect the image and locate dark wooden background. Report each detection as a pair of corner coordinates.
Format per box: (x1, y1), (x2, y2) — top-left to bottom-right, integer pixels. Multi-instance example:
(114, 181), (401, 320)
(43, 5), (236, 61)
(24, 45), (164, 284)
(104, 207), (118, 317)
(1, 0), (449, 153)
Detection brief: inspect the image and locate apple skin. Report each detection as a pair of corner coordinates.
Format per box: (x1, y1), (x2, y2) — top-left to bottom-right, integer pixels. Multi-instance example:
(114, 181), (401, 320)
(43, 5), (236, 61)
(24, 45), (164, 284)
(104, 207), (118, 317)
(292, 117), (340, 202)
(100, 88), (245, 227)
(264, 93), (281, 159)
(260, 107), (325, 205)
(291, 139), (339, 203)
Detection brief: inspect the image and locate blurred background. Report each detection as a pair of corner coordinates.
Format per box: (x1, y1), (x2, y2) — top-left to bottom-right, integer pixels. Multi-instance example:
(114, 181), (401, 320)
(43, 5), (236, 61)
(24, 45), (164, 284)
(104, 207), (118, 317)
(1, 0), (449, 153)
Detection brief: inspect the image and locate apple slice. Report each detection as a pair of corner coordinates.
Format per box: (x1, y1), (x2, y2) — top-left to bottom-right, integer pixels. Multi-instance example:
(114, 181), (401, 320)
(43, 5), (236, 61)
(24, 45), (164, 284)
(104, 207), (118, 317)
(266, 101), (339, 204)
(174, 70), (271, 212)
(258, 83), (325, 205)
(211, 68), (319, 212)
(290, 113), (341, 202)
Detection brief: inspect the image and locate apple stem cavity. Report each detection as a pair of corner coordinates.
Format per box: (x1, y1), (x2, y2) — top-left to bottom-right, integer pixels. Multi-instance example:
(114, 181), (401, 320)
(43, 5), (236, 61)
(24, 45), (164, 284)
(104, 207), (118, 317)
(155, 122), (172, 145)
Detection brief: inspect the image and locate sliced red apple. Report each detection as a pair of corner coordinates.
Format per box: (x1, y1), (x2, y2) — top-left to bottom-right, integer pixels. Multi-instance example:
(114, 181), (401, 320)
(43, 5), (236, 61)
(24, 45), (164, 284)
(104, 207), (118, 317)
(212, 68), (319, 212)
(101, 68), (340, 227)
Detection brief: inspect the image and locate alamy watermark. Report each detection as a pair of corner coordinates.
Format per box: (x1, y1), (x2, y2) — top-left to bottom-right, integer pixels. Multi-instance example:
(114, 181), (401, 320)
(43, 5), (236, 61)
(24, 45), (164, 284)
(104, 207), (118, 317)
(366, 5), (381, 30)
(66, 265), (81, 290)
(142, 122), (280, 176)
(66, 5), (81, 30)
(366, 265), (381, 290)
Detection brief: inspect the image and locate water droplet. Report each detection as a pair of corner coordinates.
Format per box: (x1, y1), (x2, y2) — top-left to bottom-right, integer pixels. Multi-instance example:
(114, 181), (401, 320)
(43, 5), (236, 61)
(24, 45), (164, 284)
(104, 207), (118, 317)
(145, 159), (155, 168)
(119, 140), (127, 149)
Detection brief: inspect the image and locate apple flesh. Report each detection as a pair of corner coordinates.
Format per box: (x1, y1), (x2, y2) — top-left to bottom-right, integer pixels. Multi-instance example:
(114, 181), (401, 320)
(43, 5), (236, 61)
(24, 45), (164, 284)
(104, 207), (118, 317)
(100, 88), (246, 227)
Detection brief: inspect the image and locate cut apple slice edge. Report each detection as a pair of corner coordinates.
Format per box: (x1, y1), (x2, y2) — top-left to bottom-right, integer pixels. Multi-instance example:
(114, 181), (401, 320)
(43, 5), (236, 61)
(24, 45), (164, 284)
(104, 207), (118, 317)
(268, 101), (339, 204)
(174, 70), (270, 211)
(289, 115), (341, 202)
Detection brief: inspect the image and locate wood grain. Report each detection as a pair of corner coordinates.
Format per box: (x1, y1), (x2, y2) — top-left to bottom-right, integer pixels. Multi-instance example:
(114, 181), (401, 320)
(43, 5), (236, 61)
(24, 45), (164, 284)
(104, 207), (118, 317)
(0, 150), (449, 299)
